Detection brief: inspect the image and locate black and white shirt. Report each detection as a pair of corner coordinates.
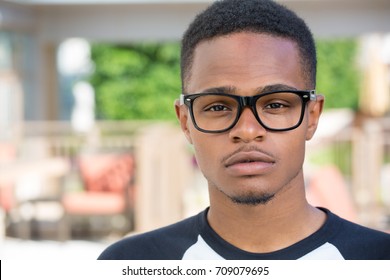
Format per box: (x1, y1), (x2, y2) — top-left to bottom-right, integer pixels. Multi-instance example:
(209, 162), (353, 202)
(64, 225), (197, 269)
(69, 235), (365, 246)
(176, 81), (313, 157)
(98, 208), (390, 260)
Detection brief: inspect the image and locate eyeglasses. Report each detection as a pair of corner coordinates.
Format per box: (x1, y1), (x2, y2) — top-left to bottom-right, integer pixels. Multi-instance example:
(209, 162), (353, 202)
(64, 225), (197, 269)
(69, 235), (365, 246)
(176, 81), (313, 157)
(180, 90), (317, 133)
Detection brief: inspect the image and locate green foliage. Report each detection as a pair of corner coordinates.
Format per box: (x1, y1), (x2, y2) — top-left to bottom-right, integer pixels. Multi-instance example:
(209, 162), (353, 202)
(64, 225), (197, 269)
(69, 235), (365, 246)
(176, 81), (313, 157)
(316, 38), (361, 110)
(90, 42), (181, 120)
(90, 38), (361, 121)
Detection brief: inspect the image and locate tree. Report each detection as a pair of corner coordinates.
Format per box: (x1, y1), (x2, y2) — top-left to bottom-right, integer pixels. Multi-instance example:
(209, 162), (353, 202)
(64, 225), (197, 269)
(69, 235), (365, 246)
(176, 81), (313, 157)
(90, 42), (181, 120)
(316, 38), (360, 110)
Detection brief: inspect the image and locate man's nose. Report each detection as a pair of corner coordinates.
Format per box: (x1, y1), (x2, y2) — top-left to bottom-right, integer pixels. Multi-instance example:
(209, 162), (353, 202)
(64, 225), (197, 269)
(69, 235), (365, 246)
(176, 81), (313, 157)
(228, 107), (267, 142)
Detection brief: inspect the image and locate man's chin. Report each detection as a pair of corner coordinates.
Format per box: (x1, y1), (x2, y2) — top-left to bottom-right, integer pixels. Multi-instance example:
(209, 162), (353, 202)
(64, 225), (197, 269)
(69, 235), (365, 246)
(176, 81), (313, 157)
(228, 192), (275, 206)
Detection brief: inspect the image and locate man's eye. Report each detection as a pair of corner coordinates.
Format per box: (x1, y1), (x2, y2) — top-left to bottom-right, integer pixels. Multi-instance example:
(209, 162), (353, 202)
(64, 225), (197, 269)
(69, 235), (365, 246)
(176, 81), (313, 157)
(265, 103), (287, 109)
(206, 105), (229, 111)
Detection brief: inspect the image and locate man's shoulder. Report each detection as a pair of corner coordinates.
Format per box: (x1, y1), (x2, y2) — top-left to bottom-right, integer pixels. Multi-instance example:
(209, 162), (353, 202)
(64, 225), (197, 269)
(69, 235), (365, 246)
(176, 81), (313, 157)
(331, 211), (390, 241)
(326, 210), (390, 259)
(98, 211), (203, 260)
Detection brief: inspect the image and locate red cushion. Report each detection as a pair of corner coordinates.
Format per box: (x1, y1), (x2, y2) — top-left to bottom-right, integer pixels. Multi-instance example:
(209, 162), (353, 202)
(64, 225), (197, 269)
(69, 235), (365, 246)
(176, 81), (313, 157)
(78, 154), (134, 193)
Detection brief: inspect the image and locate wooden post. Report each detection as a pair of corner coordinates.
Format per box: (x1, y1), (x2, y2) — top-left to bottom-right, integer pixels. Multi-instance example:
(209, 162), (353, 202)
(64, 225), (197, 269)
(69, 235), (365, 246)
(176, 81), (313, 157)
(352, 119), (384, 228)
(41, 42), (59, 121)
(133, 124), (193, 233)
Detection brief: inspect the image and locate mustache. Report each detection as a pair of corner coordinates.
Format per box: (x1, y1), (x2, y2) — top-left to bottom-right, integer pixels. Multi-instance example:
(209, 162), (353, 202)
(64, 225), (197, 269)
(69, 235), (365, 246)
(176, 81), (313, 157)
(220, 145), (278, 165)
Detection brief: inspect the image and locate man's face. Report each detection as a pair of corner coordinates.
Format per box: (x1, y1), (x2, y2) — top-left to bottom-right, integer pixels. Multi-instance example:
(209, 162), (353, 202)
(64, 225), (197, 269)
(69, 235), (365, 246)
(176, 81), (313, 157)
(176, 32), (323, 205)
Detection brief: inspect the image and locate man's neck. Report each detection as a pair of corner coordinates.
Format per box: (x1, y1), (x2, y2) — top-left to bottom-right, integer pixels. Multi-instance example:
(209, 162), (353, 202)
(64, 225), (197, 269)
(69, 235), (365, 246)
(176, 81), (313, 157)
(206, 179), (326, 253)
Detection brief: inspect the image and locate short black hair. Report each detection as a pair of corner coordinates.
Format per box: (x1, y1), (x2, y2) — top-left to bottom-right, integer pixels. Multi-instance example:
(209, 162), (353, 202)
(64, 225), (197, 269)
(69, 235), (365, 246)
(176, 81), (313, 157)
(181, 0), (316, 91)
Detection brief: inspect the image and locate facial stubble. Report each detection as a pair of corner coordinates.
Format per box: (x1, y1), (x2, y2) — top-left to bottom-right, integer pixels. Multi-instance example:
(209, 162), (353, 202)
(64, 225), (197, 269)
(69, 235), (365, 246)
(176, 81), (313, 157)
(216, 180), (276, 206)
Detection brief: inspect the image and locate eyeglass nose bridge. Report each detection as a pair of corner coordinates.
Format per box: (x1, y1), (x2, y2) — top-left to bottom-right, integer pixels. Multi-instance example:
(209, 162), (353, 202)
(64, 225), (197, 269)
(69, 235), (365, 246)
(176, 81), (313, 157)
(231, 95), (267, 132)
(237, 95), (260, 120)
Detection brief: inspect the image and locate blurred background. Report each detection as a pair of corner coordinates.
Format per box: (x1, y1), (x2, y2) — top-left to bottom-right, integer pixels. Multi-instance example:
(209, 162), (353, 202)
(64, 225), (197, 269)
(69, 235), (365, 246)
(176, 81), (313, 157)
(0, 0), (389, 259)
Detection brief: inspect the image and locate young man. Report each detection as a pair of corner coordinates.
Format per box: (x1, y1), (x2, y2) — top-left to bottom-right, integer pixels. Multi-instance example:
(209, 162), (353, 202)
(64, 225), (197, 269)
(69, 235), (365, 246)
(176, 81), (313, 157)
(98, 0), (390, 259)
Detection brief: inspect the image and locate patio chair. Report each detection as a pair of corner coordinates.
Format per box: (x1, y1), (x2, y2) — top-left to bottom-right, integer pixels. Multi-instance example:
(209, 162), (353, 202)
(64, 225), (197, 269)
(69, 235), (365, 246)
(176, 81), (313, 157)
(60, 152), (135, 240)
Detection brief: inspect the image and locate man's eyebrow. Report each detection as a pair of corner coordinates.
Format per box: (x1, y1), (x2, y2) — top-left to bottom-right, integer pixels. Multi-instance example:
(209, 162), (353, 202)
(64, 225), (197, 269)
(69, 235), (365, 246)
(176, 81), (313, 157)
(198, 86), (237, 94)
(257, 84), (299, 93)
(194, 84), (298, 94)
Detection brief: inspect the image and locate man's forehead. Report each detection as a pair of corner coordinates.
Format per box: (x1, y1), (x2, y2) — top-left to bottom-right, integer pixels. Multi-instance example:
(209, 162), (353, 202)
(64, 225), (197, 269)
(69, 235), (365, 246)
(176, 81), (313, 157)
(190, 32), (300, 75)
(185, 32), (307, 93)
(194, 32), (298, 53)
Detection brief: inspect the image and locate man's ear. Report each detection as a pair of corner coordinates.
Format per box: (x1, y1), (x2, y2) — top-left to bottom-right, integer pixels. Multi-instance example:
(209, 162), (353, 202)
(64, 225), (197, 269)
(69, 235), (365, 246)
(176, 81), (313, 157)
(306, 94), (324, 141)
(174, 99), (193, 144)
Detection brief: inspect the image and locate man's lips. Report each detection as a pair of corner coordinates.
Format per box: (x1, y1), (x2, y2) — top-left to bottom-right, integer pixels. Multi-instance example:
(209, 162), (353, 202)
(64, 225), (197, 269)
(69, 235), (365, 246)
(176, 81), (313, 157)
(224, 151), (275, 167)
(224, 151), (276, 176)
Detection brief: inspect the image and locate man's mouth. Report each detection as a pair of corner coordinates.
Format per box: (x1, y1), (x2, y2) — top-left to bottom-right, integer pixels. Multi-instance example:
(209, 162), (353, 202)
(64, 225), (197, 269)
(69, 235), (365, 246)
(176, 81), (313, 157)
(224, 151), (275, 167)
(224, 151), (276, 176)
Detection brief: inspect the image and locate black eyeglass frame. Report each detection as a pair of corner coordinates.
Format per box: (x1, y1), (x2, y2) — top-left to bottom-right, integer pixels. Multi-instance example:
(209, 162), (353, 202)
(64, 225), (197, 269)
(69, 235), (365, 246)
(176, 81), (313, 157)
(180, 90), (317, 133)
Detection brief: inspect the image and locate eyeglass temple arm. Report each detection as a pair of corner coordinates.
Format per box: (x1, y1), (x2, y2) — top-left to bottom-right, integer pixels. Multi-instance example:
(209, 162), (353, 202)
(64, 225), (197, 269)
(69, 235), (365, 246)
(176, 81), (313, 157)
(309, 90), (317, 101)
(179, 94), (186, 105)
